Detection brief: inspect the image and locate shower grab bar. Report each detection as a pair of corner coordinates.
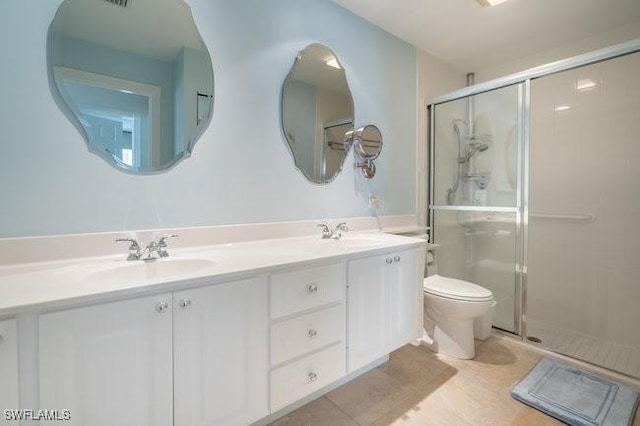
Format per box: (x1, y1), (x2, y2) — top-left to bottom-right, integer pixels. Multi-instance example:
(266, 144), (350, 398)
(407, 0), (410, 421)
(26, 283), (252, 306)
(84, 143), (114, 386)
(529, 213), (596, 223)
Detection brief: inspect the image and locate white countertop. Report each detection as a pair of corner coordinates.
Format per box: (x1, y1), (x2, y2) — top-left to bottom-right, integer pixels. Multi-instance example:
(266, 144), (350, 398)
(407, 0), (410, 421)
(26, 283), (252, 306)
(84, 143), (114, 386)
(0, 232), (426, 316)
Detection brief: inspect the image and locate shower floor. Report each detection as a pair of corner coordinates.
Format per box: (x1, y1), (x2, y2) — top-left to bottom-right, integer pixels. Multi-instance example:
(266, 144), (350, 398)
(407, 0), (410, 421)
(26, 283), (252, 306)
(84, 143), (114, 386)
(527, 319), (640, 380)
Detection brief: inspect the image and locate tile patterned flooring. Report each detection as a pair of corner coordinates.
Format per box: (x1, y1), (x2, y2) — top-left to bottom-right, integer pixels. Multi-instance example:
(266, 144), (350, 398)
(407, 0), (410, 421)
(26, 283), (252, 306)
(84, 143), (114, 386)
(271, 335), (640, 426)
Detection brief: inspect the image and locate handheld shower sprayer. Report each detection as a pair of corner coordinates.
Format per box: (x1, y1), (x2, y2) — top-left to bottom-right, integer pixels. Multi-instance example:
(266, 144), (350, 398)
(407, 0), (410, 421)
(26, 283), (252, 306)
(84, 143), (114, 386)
(457, 142), (489, 163)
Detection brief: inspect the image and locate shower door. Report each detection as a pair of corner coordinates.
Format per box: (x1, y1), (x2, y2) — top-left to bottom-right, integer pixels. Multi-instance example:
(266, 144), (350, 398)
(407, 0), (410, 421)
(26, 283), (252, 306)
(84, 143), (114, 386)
(527, 52), (640, 379)
(430, 84), (523, 333)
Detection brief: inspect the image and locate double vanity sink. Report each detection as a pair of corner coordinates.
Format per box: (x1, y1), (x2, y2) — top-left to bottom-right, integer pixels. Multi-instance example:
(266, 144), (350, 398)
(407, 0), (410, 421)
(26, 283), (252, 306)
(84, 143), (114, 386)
(0, 231), (426, 426)
(0, 232), (401, 315)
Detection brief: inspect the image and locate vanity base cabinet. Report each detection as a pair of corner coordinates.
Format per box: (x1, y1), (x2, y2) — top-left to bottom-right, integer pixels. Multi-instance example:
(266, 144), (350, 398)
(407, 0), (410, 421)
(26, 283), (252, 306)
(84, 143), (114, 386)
(20, 240), (425, 426)
(347, 248), (424, 373)
(173, 277), (269, 426)
(0, 318), (19, 420)
(269, 263), (347, 412)
(39, 294), (174, 426)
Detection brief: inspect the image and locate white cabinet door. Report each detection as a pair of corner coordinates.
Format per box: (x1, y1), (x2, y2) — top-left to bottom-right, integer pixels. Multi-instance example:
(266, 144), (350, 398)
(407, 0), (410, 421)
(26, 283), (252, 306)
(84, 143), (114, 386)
(347, 254), (390, 372)
(173, 277), (269, 426)
(39, 294), (173, 426)
(347, 248), (425, 372)
(389, 248), (424, 351)
(0, 318), (19, 420)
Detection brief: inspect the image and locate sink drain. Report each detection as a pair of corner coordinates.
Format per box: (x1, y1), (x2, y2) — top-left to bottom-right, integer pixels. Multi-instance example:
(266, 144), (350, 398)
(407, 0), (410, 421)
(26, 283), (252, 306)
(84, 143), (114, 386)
(527, 336), (542, 343)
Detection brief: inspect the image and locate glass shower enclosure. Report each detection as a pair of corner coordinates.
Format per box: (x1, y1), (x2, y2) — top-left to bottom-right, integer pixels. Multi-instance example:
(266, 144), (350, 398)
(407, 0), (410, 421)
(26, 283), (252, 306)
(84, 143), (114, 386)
(429, 44), (640, 380)
(430, 84), (524, 334)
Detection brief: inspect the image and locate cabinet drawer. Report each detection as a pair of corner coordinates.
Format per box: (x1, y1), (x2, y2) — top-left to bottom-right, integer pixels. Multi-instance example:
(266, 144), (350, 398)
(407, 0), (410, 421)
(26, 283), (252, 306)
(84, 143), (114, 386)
(270, 343), (345, 411)
(270, 263), (344, 318)
(271, 304), (344, 366)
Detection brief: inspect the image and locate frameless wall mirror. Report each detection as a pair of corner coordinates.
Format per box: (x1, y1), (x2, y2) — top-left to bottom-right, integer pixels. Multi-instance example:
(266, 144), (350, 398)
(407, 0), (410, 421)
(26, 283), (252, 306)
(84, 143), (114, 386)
(48, 0), (214, 173)
(347, 125), (383, 178)
(281, 44), (354, 184)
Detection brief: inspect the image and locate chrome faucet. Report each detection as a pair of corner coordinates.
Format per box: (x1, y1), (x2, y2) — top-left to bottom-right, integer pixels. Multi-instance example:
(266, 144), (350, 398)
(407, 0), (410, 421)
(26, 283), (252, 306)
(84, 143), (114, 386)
(318, 222), (349, 239)
(115, 238), (142, 261)
(143, 234), (178, 260)
(116, 234), (178, 261)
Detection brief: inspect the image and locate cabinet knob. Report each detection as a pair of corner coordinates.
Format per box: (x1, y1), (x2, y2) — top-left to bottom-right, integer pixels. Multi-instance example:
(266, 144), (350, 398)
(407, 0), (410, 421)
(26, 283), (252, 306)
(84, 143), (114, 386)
(308, 329), (318, 338)
(0, 334), (3, 344)
(179, 298), (191, 309)
(386, 257), (393, 264)
(394, 255), (401, 262)
(155, 301), (169, 313)
(307, 284), (318, 294)
(308, 371), (318, 382)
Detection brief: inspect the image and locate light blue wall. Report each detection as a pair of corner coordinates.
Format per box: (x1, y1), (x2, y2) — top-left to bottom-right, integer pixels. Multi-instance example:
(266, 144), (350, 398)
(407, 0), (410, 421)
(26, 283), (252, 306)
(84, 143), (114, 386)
(0, 0), (417, 238)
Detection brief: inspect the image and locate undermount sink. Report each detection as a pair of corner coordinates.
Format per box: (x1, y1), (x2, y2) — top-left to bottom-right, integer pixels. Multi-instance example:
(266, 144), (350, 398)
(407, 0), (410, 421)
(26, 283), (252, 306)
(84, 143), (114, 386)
(87, 258), (217, 284)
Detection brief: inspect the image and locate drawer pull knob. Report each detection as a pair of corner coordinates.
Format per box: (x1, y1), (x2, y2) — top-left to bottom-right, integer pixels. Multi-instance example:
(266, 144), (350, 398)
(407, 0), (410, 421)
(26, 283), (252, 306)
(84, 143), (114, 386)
(308, 329), (318, 338)
(307, 284), (318, 293)
(386, 257), (393, 264)
(180, 298), (191, 309)
(156, 301), (169, 313)
(308, 371), (318, 382)
(394, 255), (401, 262)
(0, 334), (3, 344)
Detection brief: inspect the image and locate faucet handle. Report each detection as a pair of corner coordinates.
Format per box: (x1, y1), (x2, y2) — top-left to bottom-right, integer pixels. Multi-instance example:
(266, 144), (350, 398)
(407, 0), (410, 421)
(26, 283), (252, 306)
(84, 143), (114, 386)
(317, 223), (331, 238)
(115, 238), (141, 261)
(332, 222), (349, 239)
(156, 234), (178, 257)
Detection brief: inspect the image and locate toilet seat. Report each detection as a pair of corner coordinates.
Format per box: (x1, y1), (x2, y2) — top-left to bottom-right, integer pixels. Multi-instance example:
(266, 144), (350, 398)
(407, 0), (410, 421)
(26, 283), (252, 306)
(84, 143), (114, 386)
(424, 274), (493, 302)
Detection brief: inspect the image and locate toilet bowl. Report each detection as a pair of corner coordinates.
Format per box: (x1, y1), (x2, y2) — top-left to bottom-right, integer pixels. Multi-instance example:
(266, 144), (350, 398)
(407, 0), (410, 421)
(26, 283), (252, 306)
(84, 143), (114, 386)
(423, 274), (496, 359)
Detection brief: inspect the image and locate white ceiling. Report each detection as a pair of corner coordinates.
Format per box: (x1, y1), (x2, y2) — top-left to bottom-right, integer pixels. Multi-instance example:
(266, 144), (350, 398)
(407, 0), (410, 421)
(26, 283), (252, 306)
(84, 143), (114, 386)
(332, 0), (640, 72)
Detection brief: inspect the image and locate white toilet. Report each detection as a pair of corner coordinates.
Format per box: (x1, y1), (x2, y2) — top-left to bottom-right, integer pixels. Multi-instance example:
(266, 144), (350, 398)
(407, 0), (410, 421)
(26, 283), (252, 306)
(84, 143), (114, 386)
(423, 274), (496, 359)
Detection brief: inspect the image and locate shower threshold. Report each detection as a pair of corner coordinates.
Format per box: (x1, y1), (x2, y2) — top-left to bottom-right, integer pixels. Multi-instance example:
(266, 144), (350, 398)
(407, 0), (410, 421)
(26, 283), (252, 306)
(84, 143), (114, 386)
(526, 319), (640, 380)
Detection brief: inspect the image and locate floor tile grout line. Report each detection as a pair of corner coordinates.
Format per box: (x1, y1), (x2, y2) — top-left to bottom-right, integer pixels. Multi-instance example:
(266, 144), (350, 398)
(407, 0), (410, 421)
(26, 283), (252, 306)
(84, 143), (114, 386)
(321, 395), (362, 425)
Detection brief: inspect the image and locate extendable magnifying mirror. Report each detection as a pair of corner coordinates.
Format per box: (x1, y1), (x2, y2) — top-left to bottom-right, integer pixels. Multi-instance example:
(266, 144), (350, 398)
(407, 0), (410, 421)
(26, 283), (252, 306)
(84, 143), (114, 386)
(346, 125), (382, 178)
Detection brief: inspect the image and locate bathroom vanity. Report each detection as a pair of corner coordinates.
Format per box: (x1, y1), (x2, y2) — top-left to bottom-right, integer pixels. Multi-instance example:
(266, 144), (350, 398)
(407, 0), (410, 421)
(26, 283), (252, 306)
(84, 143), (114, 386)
(0, 232), (425, 426)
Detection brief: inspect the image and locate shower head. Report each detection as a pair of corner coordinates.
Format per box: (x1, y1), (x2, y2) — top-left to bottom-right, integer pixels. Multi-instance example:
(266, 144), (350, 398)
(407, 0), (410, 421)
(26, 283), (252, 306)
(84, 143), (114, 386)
(452, 120), (467, 136)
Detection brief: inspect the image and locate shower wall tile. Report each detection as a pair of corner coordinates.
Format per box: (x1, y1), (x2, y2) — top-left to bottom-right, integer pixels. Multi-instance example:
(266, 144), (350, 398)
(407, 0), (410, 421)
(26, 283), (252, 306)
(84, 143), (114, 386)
(529, 51), (640, 352)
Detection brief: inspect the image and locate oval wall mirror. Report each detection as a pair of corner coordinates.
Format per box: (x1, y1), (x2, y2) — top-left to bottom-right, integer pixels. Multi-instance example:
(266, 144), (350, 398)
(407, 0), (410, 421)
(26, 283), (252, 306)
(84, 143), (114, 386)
(281, 44), (354, 184)
(48, 0), (214, 173)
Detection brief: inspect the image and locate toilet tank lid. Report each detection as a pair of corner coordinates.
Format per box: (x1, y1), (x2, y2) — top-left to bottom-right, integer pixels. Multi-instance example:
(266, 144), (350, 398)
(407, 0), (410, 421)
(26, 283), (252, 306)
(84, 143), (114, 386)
(424, 274), (493, 301)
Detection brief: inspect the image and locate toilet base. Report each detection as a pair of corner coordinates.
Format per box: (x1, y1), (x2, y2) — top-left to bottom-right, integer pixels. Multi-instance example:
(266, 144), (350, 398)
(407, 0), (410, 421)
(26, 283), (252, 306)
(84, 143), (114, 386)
(432, 320), (476, 359)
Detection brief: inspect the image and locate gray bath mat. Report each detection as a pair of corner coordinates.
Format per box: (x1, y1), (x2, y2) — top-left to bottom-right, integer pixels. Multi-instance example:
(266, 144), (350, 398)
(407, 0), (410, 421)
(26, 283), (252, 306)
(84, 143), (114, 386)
(511, 357), (639, 426)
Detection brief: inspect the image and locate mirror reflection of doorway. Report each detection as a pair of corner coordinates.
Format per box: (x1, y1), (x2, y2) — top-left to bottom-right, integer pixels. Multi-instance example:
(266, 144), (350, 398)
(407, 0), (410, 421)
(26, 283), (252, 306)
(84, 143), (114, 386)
(323, 119), (353, 182)
(54, 66), (159, 169)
